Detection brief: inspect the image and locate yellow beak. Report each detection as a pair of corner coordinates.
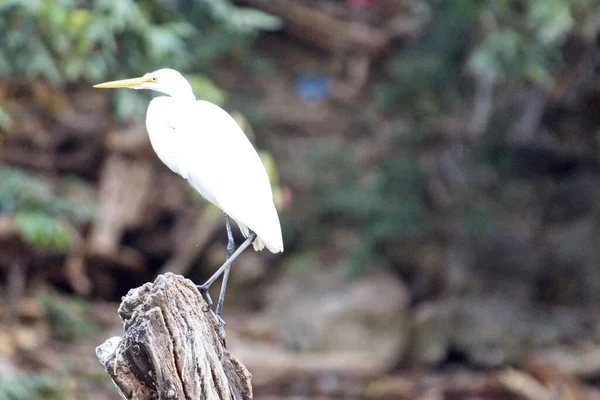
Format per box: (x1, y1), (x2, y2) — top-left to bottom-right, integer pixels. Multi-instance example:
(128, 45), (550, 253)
(93, 76), (152, 89)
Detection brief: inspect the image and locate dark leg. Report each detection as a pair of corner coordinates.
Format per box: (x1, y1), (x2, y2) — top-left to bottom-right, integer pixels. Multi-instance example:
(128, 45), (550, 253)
(224, 214), (237, 259)
(197, 214), (235, 312)
(197, 231), (256, 322)
(216, 215), (236, 321)
(199, 231), (256, 289)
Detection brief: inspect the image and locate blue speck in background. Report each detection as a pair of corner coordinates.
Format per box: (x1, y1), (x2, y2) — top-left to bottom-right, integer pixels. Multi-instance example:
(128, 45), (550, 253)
(296, 74), (333, 102)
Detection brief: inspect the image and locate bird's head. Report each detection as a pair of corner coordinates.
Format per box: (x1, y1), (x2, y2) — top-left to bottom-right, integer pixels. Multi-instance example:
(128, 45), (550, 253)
(94, 68), (193, 99)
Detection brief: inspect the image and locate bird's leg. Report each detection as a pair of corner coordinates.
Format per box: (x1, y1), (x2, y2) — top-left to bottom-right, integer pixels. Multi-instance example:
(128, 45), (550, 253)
(215, 214), (236, 325)
(202, 231), (255, 288)
(197, 214), (236, 314)
(224, 214), (236, 259)
(197, 231), (257, 323)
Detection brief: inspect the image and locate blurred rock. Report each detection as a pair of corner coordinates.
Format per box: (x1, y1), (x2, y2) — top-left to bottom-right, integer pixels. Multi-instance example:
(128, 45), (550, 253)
(408, 301), (451, 366)
(260, 267), (410, 369)
(472, 225), (542, 300)
(450, 297), (537, 367)
(432, 297), (588, 368)
(540, 218), (600, 306)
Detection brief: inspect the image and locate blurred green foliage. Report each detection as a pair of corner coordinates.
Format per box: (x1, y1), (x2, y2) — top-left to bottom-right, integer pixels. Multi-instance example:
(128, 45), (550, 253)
(378, 0), (600, 114)
(0, 164), (96, 249)
(40, 293), (99, 341)
(0, 0), (280, 83)
(0, 365), (109, 400)
(0, 373), (69, 400)
(0, 0), (280, 118)
(15, 211), (75, 250)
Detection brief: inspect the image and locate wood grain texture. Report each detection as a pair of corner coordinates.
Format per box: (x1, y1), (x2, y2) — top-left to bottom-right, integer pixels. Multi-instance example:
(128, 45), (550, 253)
(96, 273), (252, 400)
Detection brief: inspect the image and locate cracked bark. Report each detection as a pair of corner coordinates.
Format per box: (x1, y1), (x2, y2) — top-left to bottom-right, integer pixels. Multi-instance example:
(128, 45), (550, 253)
(96, 273), (252, 400)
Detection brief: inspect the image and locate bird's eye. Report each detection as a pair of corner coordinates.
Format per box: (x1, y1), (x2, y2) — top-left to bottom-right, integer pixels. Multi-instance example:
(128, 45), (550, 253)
(151, 77), (157, 82)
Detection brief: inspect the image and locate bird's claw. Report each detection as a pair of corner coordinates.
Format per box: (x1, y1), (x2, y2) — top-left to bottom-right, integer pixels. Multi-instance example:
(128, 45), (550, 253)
(196, 284), (213, 310)
(196, 284), (227, 327)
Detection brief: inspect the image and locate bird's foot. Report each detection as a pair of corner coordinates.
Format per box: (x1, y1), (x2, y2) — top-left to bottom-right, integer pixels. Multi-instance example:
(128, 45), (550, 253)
(196, 284), (227, 327)
(196, 284), (213, 311)
(216, 314), (227, 328)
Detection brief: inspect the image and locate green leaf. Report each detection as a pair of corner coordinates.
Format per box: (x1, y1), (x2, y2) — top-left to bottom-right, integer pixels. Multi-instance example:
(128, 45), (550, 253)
(67, 9), (92, 31)
(523, 62), (554, 88)
(203, 0), (283, 32)
(528, 1), (573, 46)
(14, 210), (75, 250)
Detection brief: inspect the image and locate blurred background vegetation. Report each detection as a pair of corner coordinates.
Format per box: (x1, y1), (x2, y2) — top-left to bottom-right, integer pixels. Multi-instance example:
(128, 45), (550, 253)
(2, 0), (600, 398)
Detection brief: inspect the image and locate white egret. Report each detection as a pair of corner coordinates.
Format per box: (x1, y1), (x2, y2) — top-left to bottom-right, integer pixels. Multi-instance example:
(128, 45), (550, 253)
(94, 68), (283, 323)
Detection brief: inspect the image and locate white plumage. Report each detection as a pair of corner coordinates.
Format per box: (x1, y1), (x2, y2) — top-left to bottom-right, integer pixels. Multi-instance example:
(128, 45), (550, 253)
(146, 96), (283, 252)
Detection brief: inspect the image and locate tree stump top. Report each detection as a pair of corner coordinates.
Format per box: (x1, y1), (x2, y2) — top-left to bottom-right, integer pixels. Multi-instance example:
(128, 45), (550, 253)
(96, 273), (252, 400)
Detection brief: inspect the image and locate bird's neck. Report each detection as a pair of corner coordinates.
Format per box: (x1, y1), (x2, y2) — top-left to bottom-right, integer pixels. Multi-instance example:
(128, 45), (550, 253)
(171, 90), (196, 104)
(168, 90), (196, 128)
(165, 80), (196, 104)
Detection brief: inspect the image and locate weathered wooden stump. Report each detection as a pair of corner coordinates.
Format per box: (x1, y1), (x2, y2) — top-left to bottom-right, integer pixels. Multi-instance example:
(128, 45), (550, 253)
(96, 273), (252, 400)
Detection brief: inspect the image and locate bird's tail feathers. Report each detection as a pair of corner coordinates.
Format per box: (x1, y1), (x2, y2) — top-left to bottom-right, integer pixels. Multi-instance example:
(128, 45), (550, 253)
(238, 223), (283, 253)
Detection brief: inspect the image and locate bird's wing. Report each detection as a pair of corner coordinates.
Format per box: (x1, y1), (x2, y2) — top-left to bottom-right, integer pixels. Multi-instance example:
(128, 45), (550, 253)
(178, 100), (283, 253)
